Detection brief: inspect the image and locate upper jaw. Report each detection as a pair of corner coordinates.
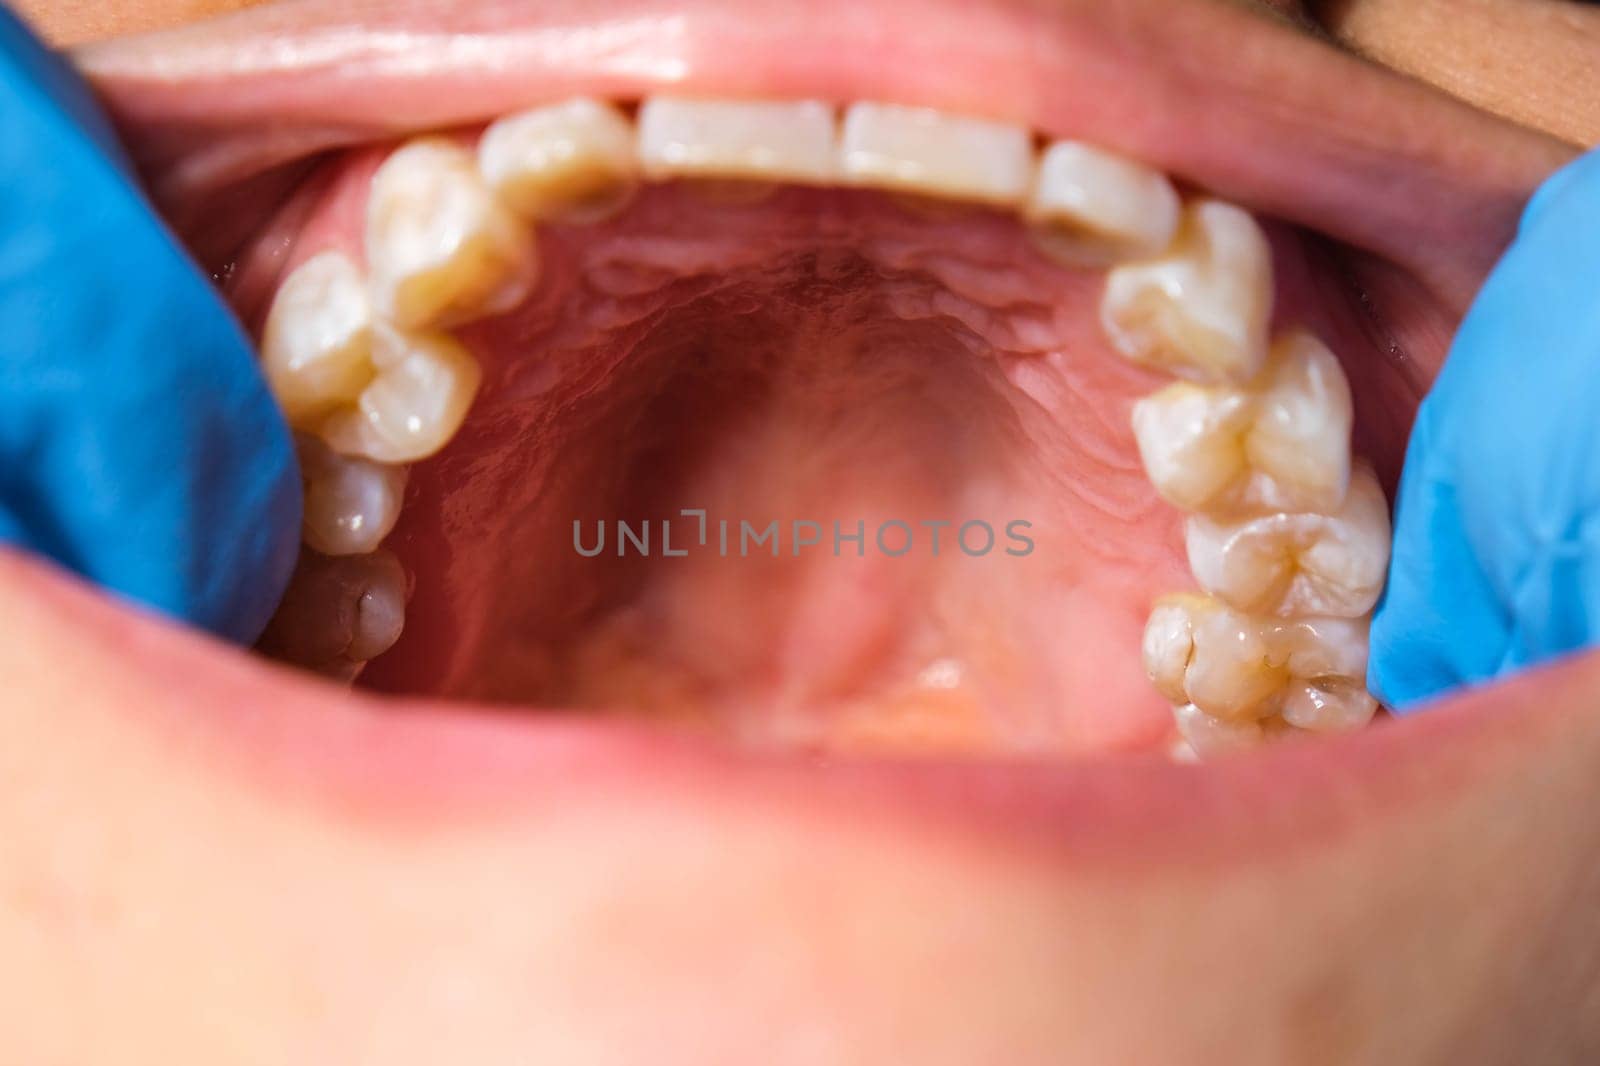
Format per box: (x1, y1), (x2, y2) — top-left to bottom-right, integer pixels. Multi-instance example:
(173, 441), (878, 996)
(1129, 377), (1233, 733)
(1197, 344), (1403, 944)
(78, 0), (1572, 314)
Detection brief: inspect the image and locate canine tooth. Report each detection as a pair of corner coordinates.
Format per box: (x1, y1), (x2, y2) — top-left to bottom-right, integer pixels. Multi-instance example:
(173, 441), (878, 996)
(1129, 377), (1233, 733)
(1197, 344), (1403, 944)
(839, 103), (1032, 206)
(1131, 330), (1354, 515)
(319, 324), (482, 463)
(637, 97), (836, 185)
(260, 251), (375, 424)
(298, 435), (408, 556)
(1025, 141), (1180, 264)
(1101, 200), (1272, 383)
(479, 98), (638, 222)
(1172, 702), (1264, 756)
(259, 549), (407, 673)
(1185, 464), (1391, 618)
(366, 138), (534, 330)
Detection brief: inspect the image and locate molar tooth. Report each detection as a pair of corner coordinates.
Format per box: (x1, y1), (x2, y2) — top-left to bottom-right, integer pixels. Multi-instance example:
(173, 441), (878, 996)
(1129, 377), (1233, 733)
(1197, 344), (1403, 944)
(839, 103), (1033, 207)
(298, 435), (408, 556)
(366, 138), (534, 330)
(1025, 141), (1180, 265)
(1143, 595), (1283, 722)
(1185, 464), (1391, 618)
(319, 324), (482, 463)
(479, 98), (639, 222)
(259, 549), (407, 675)
(1101, 199), (1272, 383)
(1131, 330), (1354, 515)
(637, 97), (837, 185)
(260, 251), (374, 424)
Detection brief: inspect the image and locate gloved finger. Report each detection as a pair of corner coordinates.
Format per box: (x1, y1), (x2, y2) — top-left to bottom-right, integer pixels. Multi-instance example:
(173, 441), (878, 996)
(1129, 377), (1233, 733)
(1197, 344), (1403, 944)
(1369, 145), (1600, 710)
(0, 6), (300, 644)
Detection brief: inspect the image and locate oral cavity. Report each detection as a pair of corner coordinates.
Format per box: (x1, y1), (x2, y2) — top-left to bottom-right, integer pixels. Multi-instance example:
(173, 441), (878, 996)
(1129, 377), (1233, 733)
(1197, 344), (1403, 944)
(250, 94), (1392, 760)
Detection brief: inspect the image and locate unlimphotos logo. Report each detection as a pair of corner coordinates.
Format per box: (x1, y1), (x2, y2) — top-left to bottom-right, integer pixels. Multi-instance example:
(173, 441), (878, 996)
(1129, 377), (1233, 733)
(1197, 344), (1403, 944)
(574, 510), (1035, 558)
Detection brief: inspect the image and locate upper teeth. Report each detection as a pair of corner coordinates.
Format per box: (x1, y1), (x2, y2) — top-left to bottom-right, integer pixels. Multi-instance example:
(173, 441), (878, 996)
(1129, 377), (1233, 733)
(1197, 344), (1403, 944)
(255, 94), (1390, 719)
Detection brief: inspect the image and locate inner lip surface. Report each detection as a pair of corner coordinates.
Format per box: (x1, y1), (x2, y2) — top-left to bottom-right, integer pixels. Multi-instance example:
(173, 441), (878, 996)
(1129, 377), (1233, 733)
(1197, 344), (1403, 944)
(56, 0), (1583, 782)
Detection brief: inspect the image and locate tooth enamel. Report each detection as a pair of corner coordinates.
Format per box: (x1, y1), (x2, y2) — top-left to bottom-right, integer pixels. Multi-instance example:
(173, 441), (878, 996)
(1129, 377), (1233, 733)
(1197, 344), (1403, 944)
(637, 97), (837, 185)
(318, 324), (482, 463)
(1131, 330), (1355, 515)
(1172, 702), (1264, 756)
(1101, 199), (1273, 384)
(260, 252), (375, 424)
(366, 138), (534, 330)
(479, 98), (639, 222)
(1143, 596), (1375, 725)
(839, 103), (1033, 206)
(298, 435), (408, 556)
(1185, 463), (1391, 619)
(1025, 141), (1181, 264)
(259, 549), (407, 673)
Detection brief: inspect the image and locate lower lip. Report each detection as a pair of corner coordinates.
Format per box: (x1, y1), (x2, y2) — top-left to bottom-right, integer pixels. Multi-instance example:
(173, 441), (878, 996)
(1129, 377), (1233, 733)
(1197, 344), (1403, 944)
(3, 543), (1568, 868)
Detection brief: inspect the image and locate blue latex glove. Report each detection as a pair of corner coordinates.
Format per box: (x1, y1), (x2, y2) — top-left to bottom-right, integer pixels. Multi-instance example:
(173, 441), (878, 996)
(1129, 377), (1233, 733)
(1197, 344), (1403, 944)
(0, 7), (299, 644)
(1370, 146), (1600, 711)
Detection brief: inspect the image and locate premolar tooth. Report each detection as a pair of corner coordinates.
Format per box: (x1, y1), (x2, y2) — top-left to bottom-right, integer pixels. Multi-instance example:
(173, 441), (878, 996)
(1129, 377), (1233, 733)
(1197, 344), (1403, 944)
(1185, 464), (1391, 619)
(1101, 199), (1272, 383)
(637, 97), (837, 185)
(1025, 141), (1180, 265)
(839, 103), (1033, 207)
(366, 138), (534, 330)
(319, 324), (482, 463)
(260, 251), (374, 424)
(479, 98), (639, 222)
(1131, 330), (1354, 515)
(258, 549), (407, 675)
(298, 435), (408, 556)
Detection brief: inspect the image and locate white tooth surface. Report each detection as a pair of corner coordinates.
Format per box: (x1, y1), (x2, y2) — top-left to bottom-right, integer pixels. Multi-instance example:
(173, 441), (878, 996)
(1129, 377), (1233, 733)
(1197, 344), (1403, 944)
(637, 97), (837, 185)
(1101, 199), (1273, 384)
(1172, 702), (1264, 756)
(1131, 329), (1355, 515)
(298, 435), (408, 556)
(1025, 141), (1181, 265)
(839, 102), (1033, 206)
(1131, 382), (1256, 514)
(1246, 331), (1354, 514)
(260, 251), (375, 424)
(366, 138), (534, 330)
(479, 98), (639, 222)
(1144, 596), (1376, 726)
(319, 324), (482, 463)
(1185, 463), (1391, 618)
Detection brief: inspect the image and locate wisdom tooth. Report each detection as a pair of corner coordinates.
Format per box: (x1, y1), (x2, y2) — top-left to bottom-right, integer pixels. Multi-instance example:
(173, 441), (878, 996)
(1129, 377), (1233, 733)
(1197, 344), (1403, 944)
(1185, 463), (1391, 619)
(1142, 596), (1373, 725)
(1101, 200), (1272, 384)
(260, 251), (375, 424)
(839, 103), (1033, 206)
(367, 138), (534, 330)
(318, 324), (482, 463)
(259, 549), (407, 676)
(1131, 330), (1355, 515)
(479, 98), (638, 222)
(1025, 141), (1181, 265)
(637, 97), (837, 184)
(298, 435), (408, 556)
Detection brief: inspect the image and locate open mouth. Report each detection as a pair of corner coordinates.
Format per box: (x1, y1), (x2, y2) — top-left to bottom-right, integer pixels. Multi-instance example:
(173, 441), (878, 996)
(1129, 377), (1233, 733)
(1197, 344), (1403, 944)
(62, 0), (1575, 780)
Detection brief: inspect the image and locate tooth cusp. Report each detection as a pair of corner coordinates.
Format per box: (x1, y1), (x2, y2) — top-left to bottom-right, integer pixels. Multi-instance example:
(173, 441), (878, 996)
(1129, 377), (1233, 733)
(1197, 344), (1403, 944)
(319, 324), (483, 463)
(1101, 199), (1272, 384)
(261, 251), (376, 423)
(298, 435), (409, 556)
(366, 138), (535, 330)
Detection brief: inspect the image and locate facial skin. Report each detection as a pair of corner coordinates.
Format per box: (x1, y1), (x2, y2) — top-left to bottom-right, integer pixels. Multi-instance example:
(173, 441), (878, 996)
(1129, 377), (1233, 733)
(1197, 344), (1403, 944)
(4, 1), (1600, 1062)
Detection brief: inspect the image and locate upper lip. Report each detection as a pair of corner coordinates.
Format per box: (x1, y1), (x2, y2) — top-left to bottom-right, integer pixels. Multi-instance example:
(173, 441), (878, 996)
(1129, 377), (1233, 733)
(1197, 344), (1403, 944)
(43, 0), (1591, 845)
